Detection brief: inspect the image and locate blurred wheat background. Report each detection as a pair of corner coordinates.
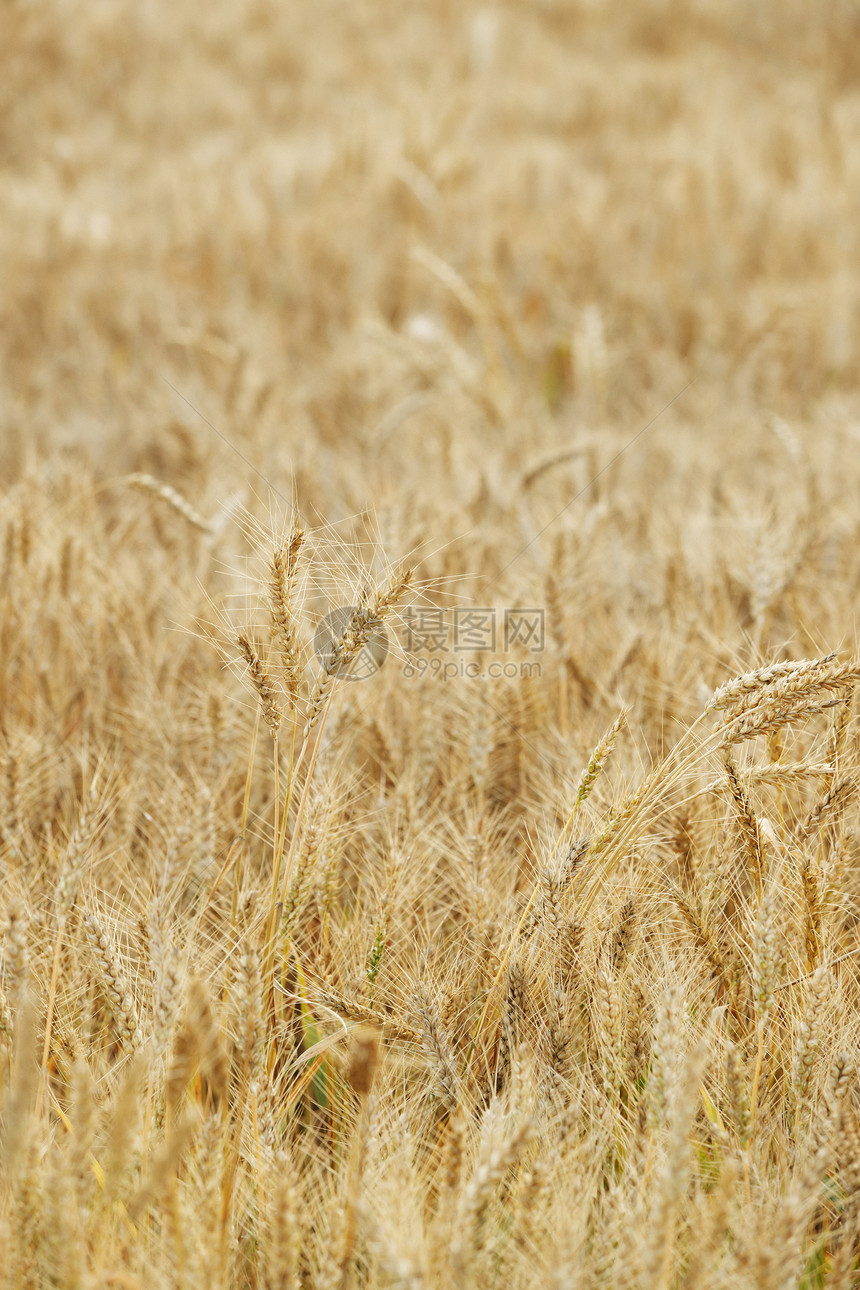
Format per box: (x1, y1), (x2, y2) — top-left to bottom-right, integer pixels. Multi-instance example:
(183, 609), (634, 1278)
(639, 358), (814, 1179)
(4, 2), (860, 1287)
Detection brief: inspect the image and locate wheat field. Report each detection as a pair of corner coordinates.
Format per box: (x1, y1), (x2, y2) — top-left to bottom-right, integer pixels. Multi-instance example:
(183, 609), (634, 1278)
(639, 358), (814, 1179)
(4, 2), (860, 1287)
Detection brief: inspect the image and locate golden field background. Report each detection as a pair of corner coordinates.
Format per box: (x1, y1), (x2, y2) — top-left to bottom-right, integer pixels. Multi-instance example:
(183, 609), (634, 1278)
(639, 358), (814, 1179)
(4, 2), (860, 1287)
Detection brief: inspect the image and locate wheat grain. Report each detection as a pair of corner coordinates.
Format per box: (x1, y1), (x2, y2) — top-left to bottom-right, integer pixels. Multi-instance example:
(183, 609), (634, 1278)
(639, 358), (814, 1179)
(237, 633), (282, 736)
(268, 531), (305, 710)
(413, 988), (458, 1114)
(303, 568), (413, 740)
(82, 910), (143, 1053)
(126, 473), (214, 535)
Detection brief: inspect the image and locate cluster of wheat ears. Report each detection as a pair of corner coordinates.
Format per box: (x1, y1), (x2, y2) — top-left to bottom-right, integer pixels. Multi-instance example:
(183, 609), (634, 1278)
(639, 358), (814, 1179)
(3, 482), (860, 1290)
(5, 0), (860, 1286)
